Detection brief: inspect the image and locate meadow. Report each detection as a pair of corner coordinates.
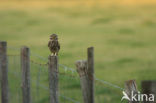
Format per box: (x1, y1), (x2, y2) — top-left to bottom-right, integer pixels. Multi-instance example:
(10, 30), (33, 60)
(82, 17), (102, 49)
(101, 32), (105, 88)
(0, 0), (156, 103)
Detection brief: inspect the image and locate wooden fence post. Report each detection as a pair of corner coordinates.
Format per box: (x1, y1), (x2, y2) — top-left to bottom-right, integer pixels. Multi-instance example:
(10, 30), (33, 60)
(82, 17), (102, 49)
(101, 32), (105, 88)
(75, 47), (94, 103)
(75, 60), (91, 103)
(21, 46), (31, 103)
(141, 80), (156, 103)
(48, 56), (59, 103)
(87, 47), (94, 103)
(0, 41), (9, 103)
(125, 80), (139, 103)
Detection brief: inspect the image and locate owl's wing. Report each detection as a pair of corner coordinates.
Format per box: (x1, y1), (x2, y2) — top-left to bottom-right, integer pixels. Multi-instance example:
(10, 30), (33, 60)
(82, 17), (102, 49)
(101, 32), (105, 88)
(48, 41), (51, 47)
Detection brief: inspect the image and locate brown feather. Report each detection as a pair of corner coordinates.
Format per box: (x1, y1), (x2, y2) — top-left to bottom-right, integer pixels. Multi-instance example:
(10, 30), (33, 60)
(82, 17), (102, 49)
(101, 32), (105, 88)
(48, 34), (60, 55)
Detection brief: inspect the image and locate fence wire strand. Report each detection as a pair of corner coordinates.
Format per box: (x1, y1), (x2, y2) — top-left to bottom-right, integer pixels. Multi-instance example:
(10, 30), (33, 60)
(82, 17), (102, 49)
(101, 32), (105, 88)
(7, 52), (123, 91)
(30, 52), (124, 91)
(7, 52), (82, 103)
(8, 67), (81, 103)
(6, 47), (124, 103)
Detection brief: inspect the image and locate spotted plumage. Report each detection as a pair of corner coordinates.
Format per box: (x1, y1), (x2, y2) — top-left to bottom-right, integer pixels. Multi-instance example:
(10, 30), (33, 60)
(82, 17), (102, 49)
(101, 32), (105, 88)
(48, 34), (60, 56)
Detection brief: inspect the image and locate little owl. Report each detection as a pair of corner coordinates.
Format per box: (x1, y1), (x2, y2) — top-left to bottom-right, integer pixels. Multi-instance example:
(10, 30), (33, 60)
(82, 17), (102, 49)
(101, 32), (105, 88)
(48, 34), (60, 56)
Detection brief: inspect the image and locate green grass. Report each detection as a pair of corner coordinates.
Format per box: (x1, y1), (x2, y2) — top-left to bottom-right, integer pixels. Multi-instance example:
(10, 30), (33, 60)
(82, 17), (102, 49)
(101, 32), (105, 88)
(0, 1), (156, 103)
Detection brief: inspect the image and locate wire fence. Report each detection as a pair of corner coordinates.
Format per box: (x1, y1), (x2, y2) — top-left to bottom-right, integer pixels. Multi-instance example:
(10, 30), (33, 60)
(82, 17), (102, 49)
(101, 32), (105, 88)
(5, 47), (124, 103)
(30, 51), (124, 91)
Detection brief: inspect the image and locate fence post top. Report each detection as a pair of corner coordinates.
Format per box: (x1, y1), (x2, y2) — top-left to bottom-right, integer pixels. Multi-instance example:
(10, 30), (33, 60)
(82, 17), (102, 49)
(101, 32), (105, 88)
(88, 47), (94, 50)
(125, 80), (136, 84)
(75, 60), (87, 68)
(75, 60), (87, 76)
(0, 41), (7, 47)
(142, 80), (156, 83)
(21, 46), (29, 51)
(141, 80), (156, 87)
(125, 80), (138, 96)
(0, 41), (7, 43)
(125, 80), (137, 89)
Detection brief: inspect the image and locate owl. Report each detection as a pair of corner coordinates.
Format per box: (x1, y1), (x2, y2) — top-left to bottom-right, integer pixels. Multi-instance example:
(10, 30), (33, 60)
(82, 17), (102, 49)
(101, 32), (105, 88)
(48, 34), (60, 56)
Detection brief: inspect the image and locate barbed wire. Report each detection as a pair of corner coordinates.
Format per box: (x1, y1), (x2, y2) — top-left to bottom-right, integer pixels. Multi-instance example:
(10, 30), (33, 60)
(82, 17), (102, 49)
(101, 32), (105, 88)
(8, 47), (20, 51)
(8, 70), (81, 103)
(30, 59), (123, 90)
(7, 50), (124, 91)
(36, 84), (81, 103)
(59, 94), (80, 103)
(30, 59), (76, 75)
(30, 60), (79, 80)
(31, 52), (48, 62)
(7, 54), (19, 56)
(59, 64), (76, 73)
(9, 65), (122, 103)
(6, 47), (124, 103)
(30, 54), (124, 91)
(95, 77), (124, 90)
(30, 59), (48, 66)
(37, 84), (81, 103)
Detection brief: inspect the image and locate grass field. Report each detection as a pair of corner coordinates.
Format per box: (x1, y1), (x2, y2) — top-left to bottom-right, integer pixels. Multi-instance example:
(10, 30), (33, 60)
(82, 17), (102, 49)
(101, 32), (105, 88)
(0, 0), (156, 103)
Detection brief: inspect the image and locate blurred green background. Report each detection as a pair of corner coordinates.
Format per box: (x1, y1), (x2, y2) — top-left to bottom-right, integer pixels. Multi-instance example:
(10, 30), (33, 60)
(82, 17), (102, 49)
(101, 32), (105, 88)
(0, 0), (156, 103)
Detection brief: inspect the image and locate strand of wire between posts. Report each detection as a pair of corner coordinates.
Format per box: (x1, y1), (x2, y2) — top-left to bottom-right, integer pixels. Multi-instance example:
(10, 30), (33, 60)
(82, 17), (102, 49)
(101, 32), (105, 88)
(10, 57), (123, 91)
(8, 70), (81, 103)
(30, 59), (123, 91)
(30, 53), (124, 91)
(36, 83), (80, 103)
(61, 64), (124, 91)
(7, 51), (124, 91)
(6, 54), (79, 103)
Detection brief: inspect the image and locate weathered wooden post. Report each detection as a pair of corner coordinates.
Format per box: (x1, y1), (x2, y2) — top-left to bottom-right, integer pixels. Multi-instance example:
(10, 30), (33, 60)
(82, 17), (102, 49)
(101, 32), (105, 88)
(124, 80), (139, 103)
(48, 56), (59, 103)
(87, 47), (94, 103)
(21, 46), (31, 103)
(141, 80), (156, 103)
(75, 60), (91, 103)
(75, 47), (94, 103)
(0, 41), (9, 103)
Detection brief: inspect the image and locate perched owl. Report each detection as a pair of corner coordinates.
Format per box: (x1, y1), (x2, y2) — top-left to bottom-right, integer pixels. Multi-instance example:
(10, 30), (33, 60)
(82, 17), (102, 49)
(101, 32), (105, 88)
(48, 34), (60, 56)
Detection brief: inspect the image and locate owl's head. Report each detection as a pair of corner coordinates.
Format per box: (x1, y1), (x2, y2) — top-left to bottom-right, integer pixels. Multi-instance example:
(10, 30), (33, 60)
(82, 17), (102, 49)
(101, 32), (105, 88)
(50, 34), (58, 40)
